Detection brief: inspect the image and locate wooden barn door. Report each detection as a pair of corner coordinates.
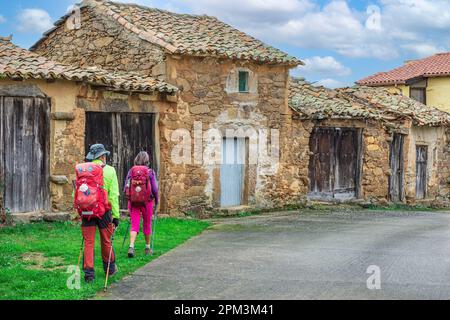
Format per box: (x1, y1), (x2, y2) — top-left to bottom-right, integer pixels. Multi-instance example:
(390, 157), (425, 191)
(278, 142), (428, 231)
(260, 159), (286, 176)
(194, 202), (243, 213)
(85, 112), (156, 208)
(308, 128), (359, 200)
(0, 97), (50, 213)
(389, 133), (405, 202)
(416, 145), (428, 199)
(309, 128), (334, 195)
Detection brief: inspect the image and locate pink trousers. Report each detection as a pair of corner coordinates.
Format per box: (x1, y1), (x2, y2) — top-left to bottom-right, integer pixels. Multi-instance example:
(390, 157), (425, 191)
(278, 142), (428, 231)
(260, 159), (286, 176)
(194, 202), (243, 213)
(128, 200), (154, 236)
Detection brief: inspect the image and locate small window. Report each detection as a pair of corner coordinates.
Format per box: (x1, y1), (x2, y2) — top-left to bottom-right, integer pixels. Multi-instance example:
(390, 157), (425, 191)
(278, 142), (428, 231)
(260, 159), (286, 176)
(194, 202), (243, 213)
(410, 88), (426, 104)
(238, 71), (249, 92)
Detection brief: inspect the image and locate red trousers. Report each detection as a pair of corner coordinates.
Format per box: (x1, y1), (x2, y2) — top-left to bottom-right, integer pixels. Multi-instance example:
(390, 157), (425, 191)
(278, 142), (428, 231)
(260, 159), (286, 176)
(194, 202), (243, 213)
(81, 211), (116, 280)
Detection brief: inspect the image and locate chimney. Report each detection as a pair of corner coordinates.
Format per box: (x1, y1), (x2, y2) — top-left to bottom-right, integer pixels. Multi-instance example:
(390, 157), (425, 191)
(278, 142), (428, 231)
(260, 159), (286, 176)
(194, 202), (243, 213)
(0, 35), (13, 42)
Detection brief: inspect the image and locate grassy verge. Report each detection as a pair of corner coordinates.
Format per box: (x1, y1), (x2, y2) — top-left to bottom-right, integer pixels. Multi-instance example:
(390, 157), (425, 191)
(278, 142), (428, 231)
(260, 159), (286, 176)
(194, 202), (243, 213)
(0, 218), (210, 300)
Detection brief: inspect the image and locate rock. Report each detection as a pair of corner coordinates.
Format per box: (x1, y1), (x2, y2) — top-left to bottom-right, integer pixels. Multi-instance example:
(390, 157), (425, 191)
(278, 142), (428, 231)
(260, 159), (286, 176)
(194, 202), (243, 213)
(43, 212), (72, 222)
(190, 104), (210, 114)
(50, 175), (70, 185)
(11, 212), (43, 224)
(93, 37), (114, 47)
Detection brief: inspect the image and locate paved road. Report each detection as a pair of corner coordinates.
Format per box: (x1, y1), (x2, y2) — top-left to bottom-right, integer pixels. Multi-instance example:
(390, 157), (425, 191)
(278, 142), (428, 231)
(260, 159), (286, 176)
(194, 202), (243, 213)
(103, 210), (450, 300)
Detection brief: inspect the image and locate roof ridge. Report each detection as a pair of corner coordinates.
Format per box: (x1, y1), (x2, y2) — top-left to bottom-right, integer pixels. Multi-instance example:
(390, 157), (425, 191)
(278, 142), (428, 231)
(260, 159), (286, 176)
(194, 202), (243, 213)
(102, 0), (217, 20)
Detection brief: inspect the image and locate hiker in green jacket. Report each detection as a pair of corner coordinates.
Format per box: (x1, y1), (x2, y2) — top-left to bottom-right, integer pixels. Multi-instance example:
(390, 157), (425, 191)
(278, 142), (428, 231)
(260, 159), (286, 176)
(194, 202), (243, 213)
(78, 144), (120, 283)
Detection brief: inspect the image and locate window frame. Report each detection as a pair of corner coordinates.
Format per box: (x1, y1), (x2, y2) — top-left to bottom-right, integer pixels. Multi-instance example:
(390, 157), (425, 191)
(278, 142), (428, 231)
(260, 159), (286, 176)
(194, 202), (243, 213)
(238, 71), (249, 93)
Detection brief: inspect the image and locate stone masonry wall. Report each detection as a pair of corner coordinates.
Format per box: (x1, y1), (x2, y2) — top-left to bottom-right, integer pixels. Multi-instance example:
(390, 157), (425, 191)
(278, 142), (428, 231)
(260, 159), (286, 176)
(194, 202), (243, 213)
(159, 55), (296, 215)
(288, 118), (394, 204)
(33, 6), (166, 77)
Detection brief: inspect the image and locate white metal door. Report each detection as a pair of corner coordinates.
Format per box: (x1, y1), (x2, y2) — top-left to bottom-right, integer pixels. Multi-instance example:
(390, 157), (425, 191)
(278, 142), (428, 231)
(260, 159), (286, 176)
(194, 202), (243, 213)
(220, 137), (245, 207)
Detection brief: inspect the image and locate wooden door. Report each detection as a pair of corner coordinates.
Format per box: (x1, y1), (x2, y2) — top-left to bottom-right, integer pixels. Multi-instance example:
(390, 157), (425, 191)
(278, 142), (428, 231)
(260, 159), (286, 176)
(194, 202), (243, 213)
(220, 137), (245, 207)
(416, 145), (428, 199)
(389, 133), (405, 202)
(308, 128), (358, 200)
(309, 128), (334, 194)
(85, 112), (156, 208)
(334, 129), (357, 194)
(0, 97), (50, 213)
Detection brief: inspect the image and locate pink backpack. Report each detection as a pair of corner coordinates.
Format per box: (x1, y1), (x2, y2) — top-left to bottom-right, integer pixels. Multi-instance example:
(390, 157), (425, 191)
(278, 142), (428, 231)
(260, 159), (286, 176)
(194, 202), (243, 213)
(126, 166), (151, 206)
(74, 163), (110, 220)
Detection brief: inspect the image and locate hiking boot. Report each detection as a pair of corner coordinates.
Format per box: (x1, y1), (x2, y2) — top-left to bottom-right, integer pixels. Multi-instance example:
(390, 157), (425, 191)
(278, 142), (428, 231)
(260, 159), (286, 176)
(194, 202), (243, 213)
(109, 265), (118, 277)
(85, 276), (95, 283)
(145, 247), (152, 256)
(128, 247), (135, 258)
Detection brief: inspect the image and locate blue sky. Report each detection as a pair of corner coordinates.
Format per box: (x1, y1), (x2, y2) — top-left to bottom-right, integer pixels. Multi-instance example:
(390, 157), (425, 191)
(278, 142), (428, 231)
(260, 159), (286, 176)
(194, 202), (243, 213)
(1, 0), (449, 88)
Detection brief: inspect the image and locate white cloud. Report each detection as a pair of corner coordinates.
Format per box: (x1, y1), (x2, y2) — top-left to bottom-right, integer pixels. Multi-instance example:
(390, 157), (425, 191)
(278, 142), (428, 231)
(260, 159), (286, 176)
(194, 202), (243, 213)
(299, 56), (351, 77)
(0, 15), (6, 24)
(17, 9), (53, 33)
(182, 0), (313, 24)
(314, 78), (347, 89)
(169, 0), (450, 60)
(401, 43), (446, 58)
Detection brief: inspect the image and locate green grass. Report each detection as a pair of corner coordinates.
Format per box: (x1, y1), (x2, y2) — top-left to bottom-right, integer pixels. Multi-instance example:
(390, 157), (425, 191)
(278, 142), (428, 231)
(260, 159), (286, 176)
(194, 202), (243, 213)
(0, 218), (210, 300)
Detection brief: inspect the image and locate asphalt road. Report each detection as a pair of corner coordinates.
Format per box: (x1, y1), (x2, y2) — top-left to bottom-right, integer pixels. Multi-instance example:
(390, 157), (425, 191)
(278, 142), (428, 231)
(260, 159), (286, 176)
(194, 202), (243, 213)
(103, 209), (450, 300)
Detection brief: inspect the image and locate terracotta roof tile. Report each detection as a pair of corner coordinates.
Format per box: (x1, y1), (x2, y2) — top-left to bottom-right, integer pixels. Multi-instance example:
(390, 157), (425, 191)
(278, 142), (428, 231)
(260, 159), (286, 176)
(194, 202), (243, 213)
(357, 53), (450, 86)
(0, 38), (178, 94)
(33, 0), (302, 66)
(289, 78), (450, 127)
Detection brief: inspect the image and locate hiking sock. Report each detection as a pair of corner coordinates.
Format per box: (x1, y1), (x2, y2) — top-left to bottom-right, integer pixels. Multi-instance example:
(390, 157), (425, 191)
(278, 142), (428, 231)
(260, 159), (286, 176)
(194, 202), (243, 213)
(145, 244), (151, 249)
(129, 244), (135, 249)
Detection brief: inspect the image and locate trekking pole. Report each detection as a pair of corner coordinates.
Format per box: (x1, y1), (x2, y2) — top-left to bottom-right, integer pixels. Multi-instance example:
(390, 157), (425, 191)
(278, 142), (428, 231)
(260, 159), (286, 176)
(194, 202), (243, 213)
(104, 226), (118, 292)
(150, 203), (158, 256)
(120, 219), (131, 254)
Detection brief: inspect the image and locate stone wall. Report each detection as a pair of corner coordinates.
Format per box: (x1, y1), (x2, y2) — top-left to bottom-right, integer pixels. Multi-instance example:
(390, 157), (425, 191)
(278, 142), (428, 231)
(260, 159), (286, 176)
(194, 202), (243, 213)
(33, 5), (166, 77)
(158, 55), (295, 215)
(288, 118), (400, 204)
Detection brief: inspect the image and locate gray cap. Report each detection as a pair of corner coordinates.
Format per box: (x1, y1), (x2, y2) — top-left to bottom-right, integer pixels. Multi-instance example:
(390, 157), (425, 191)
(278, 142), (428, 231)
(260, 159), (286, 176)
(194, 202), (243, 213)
(86, 143), (111, 161)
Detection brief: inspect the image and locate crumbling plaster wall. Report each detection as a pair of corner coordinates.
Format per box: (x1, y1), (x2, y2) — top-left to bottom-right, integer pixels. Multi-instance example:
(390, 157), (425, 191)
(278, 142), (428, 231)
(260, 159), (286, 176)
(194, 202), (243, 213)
(404, 126), (449, 204)
(0, 79), (83, 212)
(0, 79), (173, 213)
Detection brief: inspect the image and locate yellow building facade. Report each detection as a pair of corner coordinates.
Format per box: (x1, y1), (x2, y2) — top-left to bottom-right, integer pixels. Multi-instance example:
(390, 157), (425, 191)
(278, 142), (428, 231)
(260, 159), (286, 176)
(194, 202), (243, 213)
(385, 77), (450, 113)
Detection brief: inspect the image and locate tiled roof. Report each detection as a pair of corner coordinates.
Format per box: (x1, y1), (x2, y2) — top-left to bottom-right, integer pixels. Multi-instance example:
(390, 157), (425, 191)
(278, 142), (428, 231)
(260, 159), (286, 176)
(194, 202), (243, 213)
(357, 53), (450, 86)
(0, 38), (177, 94)
(289, 78), (450, 127)
(33, 0), (302, 66)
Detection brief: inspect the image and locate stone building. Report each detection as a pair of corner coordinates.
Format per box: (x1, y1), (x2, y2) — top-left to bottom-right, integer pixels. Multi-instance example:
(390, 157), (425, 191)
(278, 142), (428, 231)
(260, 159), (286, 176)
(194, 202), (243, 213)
(32, 0), (304, 216)
(2, 0), (449, 221)
(289, 78), (450, 206)
(0, 37), (177, 221)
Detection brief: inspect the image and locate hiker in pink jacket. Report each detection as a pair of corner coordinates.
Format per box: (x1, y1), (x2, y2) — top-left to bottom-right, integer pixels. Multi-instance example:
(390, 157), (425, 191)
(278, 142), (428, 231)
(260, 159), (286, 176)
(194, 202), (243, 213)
(124, 151), (158, 258)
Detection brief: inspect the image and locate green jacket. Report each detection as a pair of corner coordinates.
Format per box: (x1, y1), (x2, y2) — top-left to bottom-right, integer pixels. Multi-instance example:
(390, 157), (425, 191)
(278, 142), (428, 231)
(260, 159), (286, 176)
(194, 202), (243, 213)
(92, 159), (120, 219)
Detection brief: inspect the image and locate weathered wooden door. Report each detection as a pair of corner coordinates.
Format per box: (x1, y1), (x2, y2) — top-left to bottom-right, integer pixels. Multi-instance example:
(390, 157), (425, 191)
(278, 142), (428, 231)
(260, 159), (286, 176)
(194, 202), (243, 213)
(309, 128), (334, 194)
(308, 128), (358, 200)
(220, 137), (245, 207)
(334, 129), (357, 195)
(0, 97), (50, 213)
(389, 133), (405, 202)
(416, 145), (428, 199)
(85, 112), (156, 208)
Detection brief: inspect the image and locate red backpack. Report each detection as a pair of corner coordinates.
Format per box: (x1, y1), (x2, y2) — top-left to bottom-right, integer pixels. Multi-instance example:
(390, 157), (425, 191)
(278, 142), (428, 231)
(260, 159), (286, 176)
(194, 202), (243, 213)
(126, 166), (151, 206)
(74, 163), (110, 220)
